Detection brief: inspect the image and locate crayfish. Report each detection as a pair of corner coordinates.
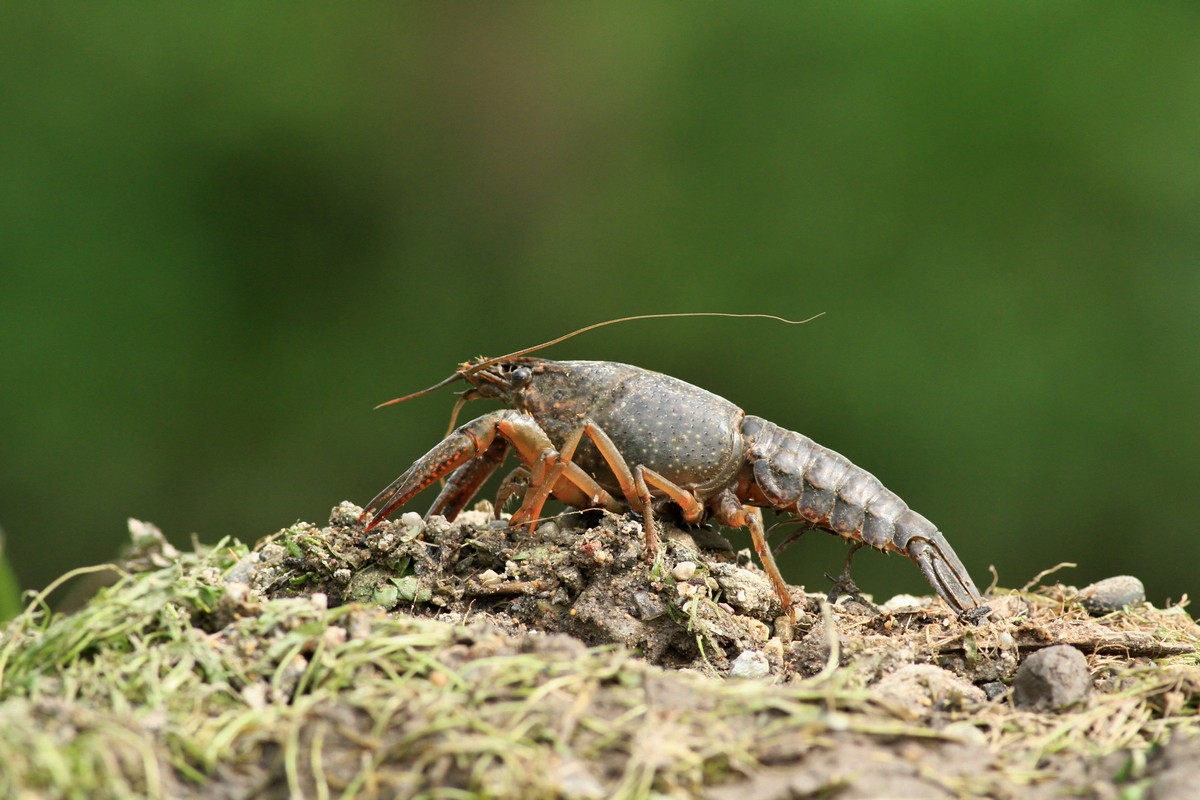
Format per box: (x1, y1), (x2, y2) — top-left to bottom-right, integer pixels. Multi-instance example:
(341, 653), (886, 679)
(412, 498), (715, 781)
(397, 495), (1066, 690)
(360, 315), (986, 620)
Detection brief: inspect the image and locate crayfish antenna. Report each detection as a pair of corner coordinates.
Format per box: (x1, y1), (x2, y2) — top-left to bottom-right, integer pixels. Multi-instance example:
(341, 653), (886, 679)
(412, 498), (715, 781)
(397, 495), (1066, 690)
(463, 312), (825, 376)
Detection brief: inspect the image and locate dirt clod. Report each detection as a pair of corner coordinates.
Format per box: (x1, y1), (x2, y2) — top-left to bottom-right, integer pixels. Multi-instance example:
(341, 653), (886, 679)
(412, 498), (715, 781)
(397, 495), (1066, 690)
(1013, 643), (1091, 711)
(876, 664), (988, 718)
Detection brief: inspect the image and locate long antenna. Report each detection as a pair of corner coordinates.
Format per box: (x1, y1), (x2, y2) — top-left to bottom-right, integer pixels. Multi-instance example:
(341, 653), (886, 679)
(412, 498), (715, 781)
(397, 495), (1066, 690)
(374, 311), (825, 409)
(465, 311), (824, 375)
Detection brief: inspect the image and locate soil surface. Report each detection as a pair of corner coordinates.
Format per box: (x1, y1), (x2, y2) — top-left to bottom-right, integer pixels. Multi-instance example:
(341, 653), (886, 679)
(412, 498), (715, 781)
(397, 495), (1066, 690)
(250, 502), (1199, 798)
(0, 503), (1196, 798)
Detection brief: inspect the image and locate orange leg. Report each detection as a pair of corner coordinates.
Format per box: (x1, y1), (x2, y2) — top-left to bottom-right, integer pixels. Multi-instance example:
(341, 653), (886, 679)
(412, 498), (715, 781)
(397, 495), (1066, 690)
(511, 419), (706, 559)
(493, 466), (531, 517)
(426, 438), (509, 520)
(507, 424), (594, 530)
(362, 410), (619, 531)
(639, 466), (705, 523)
(712, 490), (794, 619)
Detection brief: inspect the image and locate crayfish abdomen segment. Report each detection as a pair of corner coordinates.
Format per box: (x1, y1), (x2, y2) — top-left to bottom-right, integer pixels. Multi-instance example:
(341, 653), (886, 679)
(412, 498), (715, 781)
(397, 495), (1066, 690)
(741, 415), (984, 613)
(746, 417), (891, 542)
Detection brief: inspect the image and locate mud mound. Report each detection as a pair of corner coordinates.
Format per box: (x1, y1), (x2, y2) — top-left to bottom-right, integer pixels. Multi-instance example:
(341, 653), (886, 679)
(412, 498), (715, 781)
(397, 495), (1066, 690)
(0, 503), (1195, 798)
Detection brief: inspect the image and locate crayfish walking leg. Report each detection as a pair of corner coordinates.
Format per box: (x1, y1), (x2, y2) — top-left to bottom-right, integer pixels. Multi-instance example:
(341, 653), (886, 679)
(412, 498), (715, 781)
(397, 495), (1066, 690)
(510, 418), (710, 560)
(713, 490), (795, 618)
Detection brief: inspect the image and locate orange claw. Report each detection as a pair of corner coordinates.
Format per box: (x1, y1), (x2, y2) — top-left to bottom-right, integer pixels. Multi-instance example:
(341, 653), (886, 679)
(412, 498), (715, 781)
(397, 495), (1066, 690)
(360, 413), (500, 530)
(361, 409), (625, 532)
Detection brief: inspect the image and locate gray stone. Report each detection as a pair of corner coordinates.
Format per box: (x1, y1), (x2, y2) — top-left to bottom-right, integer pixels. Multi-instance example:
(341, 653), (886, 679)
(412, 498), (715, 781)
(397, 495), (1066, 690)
(1013, 644), (1090, 711)
(980, 681), (1008, 701)
(631, 590), (667, 621)
(1146, 737), (1200, 800)
(1079, 575), (1145, 616)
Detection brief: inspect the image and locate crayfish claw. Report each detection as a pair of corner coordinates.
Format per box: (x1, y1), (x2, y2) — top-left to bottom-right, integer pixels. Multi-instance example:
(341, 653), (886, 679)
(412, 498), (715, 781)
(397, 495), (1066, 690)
(360, 413), (505, 530)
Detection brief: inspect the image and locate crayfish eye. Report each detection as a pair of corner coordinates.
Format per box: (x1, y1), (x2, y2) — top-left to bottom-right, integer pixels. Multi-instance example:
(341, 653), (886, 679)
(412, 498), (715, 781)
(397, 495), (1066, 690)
(510, 366), (532, 386)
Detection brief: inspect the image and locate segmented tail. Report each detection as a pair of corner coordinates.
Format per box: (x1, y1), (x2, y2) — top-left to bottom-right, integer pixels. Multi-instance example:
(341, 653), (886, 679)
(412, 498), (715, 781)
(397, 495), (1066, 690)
(741, 416), (983, 612)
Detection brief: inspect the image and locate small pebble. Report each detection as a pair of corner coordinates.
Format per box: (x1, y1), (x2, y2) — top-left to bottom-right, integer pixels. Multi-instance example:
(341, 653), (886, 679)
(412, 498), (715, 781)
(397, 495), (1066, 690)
(940, 721), (988, 746)
(712, 564), (776, 617)
(729, 650), (770, 679)
(672, 561), (697, 581)
(980, 681), (1008, 701)
(761, 637), (784, 667)
(241, 682), (268, 711)
(879, 594), (928, 613)
(1078, 575), (1145, 616)
(746, 618), (770, 644)
(557, 565), (584, 592)
(1013, 644), (1090, 711)
(425, 516), (452, 537)
(631, 590), (667, 621)
(550, 759), (607, 800)
(773, 614), (793, 644)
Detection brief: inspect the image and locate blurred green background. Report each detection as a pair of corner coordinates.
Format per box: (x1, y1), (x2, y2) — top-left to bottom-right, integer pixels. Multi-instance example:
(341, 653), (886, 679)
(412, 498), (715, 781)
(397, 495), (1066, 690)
(2, 4), (1197, 606)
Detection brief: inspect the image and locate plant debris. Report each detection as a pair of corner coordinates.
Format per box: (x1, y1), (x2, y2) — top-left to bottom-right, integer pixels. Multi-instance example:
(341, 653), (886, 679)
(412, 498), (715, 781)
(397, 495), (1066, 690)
(0, 503), (1196, 798)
